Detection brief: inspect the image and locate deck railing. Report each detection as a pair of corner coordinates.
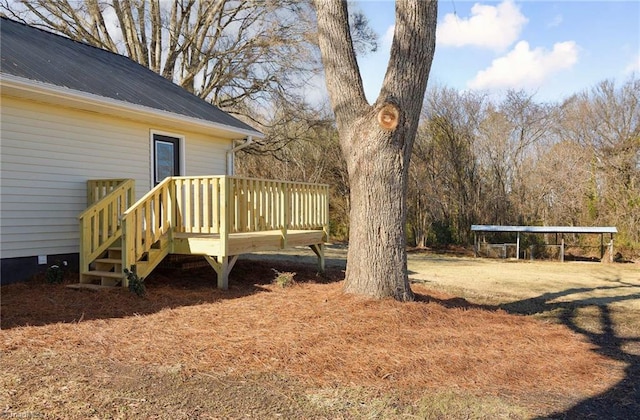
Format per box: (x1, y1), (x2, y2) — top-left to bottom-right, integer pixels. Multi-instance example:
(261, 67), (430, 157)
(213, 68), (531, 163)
(229, 177), (329, 233)
(86, 179), (132, 205)
(170, 177), (330, 233)
(79, 179), (135, 272)
(114, 176), (328, 272)
(173, 176), (225, 234)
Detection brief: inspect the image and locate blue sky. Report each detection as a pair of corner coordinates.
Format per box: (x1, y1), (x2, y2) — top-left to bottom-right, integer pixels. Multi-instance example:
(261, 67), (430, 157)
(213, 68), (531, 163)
(354, 0), (640, 103)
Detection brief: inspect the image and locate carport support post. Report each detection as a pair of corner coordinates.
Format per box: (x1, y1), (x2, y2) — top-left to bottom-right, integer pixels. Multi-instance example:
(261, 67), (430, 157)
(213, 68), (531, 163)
(560, 238), (565, 262)
(610, 236), (614, 263)
(600, 233), (604, 260)
(474, 232), (478, 257)
(516, 232), (520, 260)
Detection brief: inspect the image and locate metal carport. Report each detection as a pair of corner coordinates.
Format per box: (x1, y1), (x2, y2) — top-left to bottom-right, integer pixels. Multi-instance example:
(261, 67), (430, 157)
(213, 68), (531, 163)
(471, 225), (618, 262)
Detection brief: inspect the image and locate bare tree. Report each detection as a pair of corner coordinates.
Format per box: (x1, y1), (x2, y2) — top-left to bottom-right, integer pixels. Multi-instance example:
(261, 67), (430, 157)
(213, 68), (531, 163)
(410, 87), (484, 245)
(313, 0), (437, 300)
(558, 77), (640, 245)
(531, 140), (593, 227)
(474, 91), (554, 225)
(2, 0), (318, 113)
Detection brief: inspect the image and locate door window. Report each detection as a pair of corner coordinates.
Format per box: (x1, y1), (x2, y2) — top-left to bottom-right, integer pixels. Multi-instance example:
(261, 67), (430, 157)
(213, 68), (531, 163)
(153, 134), (180, 185)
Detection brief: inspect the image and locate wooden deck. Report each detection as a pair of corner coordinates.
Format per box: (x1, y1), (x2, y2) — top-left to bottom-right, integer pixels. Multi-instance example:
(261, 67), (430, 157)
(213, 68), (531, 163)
(78, 176), (329, 289)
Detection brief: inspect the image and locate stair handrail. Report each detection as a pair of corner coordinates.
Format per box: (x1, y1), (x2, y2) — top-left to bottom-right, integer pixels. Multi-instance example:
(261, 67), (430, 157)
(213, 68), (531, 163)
(121, 177), (174, 273)
(78, 179), (135, 274)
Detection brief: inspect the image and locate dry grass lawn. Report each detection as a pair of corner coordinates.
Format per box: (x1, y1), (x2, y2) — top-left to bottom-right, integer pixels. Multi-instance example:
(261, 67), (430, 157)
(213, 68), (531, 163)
(408, 251), (640, 311)
(1, 247), (638, 419)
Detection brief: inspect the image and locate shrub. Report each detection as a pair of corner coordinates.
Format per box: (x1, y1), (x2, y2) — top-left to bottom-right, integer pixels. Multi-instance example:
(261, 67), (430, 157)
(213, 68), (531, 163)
(45, 260), (67, 284)
(272, 269), (296, 288)
(124, 267), (146, 297)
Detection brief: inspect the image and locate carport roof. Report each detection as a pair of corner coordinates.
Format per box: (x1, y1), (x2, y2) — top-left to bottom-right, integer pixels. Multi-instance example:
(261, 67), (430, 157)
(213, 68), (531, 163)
(471, 225), (618, 234)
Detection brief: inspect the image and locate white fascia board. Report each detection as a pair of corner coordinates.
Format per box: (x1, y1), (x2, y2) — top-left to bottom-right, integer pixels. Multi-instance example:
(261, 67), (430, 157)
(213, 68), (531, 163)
(0, 74), (265, 139)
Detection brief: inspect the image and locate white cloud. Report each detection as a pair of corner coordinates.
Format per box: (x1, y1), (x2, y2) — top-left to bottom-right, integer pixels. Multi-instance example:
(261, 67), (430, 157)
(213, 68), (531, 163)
(624, 55), (640, 75)
(468, 40), (579, 90)
(547, 14), (563, 28)
(436, 0), (528, 51)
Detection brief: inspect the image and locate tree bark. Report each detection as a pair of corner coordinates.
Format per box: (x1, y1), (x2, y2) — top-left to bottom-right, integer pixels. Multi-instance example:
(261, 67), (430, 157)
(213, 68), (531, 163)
(314, 0), (437, 300)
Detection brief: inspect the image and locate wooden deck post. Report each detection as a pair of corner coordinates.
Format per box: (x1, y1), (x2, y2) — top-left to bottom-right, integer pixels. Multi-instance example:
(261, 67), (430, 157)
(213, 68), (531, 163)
(79, 216), (89, 283)
(310, 243), (325, 272)
(121, 213), (133, 287)
(323, 185), (330, 242)
(203, 177), (236, 289)
(128, 182), (136, 210)
(281, 182), (289, 249)
(204, 255), (238, 289)
(220, 177), (229, 256)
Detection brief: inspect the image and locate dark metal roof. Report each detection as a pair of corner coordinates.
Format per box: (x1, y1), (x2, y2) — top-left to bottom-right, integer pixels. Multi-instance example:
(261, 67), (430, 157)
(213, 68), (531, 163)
(471, 225), (618, 234)
(0, 17), (260, 135)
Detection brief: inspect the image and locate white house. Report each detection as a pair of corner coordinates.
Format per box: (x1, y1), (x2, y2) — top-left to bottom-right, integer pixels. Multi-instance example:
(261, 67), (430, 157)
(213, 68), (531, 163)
(0, 17), (271, 284)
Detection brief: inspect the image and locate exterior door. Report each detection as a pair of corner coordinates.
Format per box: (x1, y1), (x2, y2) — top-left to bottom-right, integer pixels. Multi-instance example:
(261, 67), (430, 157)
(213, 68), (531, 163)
(153, 134), (180, 185)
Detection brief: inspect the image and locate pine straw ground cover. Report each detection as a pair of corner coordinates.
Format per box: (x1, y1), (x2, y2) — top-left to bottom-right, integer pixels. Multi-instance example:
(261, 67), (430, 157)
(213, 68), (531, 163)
(0, 258), (631, 419)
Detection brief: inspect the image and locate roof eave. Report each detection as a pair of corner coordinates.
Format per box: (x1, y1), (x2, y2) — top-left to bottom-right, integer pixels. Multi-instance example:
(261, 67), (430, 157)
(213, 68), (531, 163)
(0, 74), (265, 139)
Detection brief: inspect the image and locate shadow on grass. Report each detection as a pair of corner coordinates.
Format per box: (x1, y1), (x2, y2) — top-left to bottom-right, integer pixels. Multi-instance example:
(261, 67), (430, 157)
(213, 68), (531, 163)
(0, 257), (343, 330)
(503, 283), (640, 420)
(417, 280), (640, 419)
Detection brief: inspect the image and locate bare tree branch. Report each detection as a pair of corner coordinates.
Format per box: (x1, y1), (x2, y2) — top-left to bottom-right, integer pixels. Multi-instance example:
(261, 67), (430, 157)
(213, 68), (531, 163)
(313, 0), (368, 130)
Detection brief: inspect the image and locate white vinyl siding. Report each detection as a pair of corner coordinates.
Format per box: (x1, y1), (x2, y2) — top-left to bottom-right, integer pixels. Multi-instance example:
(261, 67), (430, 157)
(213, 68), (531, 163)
(184, 132), (229, 175)
(0, 95), (231, 259)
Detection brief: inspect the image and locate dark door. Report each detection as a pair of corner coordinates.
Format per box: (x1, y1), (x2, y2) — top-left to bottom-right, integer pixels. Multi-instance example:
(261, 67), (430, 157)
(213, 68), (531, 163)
(153, 134), (180, 185)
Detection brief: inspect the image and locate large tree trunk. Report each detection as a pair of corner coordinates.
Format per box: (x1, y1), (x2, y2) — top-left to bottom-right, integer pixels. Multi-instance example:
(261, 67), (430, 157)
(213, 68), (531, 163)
(342, 115), (412, 299)
(314, 0), (437, 300)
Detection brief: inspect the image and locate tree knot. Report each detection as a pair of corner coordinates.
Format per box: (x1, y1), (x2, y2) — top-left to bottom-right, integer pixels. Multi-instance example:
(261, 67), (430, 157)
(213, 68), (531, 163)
(377, 103), (400, 131)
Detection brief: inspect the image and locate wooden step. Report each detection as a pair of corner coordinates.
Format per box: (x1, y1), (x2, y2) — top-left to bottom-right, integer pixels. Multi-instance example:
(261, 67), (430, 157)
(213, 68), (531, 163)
(83, 270), (123, 279)
(95, 258), (122, 264)
(107, 248), (123, 260)
(66, 283), (119, 291)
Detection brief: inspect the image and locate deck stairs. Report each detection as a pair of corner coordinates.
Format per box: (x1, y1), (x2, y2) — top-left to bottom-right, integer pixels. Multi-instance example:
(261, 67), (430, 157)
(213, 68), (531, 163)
(82, 241), (124, 286)
(80, 236), (170, 286)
